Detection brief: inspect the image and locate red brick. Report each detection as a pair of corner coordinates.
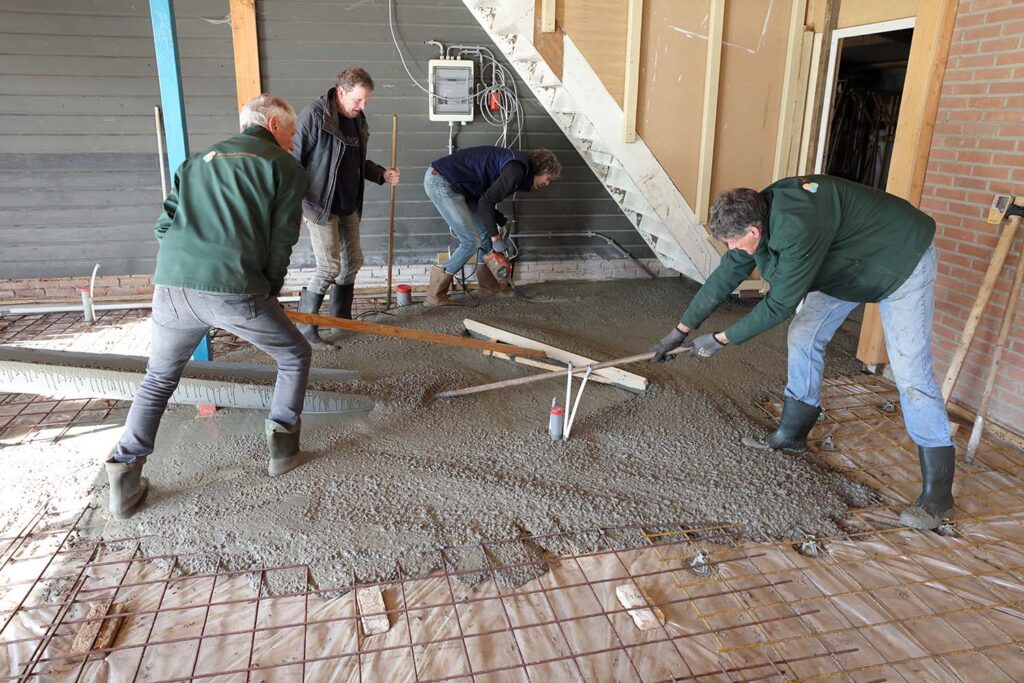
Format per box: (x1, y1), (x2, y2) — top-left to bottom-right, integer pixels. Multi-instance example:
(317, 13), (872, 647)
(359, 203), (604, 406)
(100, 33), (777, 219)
(970, 65), (1017, 81)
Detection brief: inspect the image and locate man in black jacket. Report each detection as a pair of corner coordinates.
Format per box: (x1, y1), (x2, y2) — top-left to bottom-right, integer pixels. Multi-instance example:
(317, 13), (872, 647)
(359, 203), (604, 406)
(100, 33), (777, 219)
(291, 68), (400, 345)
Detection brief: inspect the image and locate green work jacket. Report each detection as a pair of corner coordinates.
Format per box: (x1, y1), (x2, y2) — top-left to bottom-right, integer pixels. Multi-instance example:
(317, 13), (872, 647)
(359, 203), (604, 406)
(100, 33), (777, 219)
(153, 126), (309, 296)
(680, 175), (935, 345)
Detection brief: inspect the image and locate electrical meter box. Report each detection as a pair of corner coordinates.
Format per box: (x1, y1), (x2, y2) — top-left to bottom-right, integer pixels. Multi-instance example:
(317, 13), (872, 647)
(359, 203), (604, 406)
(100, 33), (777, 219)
(428, 59), (475, 122)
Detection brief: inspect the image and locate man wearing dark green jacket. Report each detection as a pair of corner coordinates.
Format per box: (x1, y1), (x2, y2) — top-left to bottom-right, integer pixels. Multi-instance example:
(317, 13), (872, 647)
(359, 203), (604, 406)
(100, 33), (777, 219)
(105, 94), (312, 521)
(650, 175), (955, 530)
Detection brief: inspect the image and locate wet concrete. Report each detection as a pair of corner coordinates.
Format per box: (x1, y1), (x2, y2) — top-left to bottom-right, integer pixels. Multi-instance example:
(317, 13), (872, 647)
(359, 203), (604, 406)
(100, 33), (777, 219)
(4, 278), (877, 587)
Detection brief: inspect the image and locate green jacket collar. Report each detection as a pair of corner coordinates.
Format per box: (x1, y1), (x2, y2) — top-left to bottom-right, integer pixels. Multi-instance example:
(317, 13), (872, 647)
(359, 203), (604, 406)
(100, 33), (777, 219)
(242, 125), (279, 146)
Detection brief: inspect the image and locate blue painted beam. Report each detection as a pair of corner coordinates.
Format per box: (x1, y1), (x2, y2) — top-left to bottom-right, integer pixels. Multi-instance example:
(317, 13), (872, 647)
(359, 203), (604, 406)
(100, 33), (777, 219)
(149, 0), (212, 362)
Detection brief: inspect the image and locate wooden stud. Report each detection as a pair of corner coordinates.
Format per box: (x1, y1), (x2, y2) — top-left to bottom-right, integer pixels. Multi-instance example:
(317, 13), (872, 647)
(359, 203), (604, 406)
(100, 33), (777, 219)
(772, 0), (808, 180)
(229, 0), (261, 111)
(541, 0), (556, 32)
(695, 0), (725, 223)
(802, 0), (839, 173)
(856, 0), (959, 366)
(785, 30), (815, 175)
(284, 311), (548, 358)
(797, 32), (824, 175)
(622, 0), (643, 143)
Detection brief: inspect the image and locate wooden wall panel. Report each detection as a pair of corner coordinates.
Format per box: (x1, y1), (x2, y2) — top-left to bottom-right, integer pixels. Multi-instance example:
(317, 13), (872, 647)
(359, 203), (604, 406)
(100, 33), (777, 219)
(560, 0), (630, 107)
(838, 0), (919, 28)
(635, 0), (709, 207)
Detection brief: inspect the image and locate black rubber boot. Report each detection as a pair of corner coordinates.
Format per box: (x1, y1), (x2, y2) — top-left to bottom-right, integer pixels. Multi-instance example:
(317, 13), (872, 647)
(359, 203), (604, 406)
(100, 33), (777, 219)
(742, 397), (821, 453)
(900, 445), (955, 529)
(297, 288), (331, 347)
(329, 283), (355, 319)
(266, 419), (302, 477)
(105, 456), (149, 520)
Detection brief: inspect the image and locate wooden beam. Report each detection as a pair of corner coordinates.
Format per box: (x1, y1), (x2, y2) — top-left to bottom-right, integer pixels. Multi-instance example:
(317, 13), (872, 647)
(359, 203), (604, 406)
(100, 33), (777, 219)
(772, 0), (808, 180)
(786, 30), (815, 175)
(622, 0), (643, 143)
(540, 0), (556, 32)
(229, 0), (261, 111)
(856, 0), (959, 366)
(695, 0), (725, 223)
(284, 311), (547, 358)
(802, 0), (839, 172)
(463, 319), (648, 392)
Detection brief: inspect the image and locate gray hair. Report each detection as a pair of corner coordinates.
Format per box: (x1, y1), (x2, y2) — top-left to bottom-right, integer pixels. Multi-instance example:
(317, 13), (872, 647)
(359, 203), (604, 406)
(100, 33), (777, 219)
(708, 188), (768, 240)
(528, 148), (561, 179)
(336, 67), (375, 93)
(239, 93), (296, 131)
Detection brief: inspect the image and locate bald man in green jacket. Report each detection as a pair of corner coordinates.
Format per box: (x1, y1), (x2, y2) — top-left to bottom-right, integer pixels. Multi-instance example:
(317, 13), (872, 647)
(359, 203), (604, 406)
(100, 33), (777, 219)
(650, 175), (954, 530)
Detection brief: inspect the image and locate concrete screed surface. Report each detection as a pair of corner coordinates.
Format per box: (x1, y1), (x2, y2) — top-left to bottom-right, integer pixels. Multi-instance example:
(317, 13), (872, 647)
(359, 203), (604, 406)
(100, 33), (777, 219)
(11, 279), (879, 587)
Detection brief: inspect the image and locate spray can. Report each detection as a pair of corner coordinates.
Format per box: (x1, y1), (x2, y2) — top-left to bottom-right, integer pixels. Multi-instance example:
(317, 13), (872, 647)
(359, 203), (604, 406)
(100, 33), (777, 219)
(396, 283), (412, 307)
(548, 399), (564, 440)
(80, 287), (95, 323)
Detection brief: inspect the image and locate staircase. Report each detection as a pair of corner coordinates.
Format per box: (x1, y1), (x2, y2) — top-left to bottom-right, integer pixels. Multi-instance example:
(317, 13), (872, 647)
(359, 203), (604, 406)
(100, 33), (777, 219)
(461, 0), (720, 282)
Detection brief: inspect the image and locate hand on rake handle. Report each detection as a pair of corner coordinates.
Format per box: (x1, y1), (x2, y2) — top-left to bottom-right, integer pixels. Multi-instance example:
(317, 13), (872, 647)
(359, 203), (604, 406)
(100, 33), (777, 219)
(687, 332), (727, 358)
(649, 326), (689, 362)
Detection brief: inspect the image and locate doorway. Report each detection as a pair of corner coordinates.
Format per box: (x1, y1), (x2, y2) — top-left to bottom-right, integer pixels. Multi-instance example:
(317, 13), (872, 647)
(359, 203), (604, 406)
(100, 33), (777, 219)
(815, 18), (916, 188)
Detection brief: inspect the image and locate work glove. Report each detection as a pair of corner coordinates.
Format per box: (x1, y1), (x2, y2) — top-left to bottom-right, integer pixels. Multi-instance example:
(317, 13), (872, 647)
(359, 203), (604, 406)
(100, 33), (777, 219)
(491, 237), (507, 254)
(650, 327), (688, 362)
(687, 332), (727, 358)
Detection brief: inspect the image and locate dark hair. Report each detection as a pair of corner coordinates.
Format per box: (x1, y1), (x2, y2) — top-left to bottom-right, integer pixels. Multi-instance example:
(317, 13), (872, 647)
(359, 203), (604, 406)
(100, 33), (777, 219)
(528, 148), (561, 179)
(708, 188), (768, 240)
(336, 67), (375, 93)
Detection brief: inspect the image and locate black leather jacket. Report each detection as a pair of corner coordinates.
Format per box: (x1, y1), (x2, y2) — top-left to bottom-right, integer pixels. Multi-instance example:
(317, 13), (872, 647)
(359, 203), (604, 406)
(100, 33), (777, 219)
(291, 87), (386, 224)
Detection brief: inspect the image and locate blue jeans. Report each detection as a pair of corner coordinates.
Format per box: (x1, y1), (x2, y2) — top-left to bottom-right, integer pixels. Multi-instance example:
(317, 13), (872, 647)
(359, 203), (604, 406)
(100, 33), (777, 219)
(423, 168), (492, 274)
(785, 245), (952, 448)
(114, 286), (313, 462)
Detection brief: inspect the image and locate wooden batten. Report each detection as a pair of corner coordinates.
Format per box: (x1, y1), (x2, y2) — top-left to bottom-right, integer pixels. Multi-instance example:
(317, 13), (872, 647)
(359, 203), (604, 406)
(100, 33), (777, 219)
(695, 0), (725, 222)
(229, 0), (261, 111)
(622, 0), (643, 143)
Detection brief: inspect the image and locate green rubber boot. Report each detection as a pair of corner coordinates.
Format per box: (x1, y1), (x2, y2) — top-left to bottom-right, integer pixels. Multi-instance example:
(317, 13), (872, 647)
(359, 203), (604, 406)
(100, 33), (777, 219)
(900, 445), (955, 530)
(267, 419), (302, 477)
(742, 397), (822, 453)
(105, 456), (149, 520)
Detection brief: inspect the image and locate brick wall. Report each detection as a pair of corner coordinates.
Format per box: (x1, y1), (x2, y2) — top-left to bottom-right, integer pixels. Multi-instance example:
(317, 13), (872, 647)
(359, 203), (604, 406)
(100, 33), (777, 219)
(0, 258), (679, 307)
(921, 0), (1024, 435)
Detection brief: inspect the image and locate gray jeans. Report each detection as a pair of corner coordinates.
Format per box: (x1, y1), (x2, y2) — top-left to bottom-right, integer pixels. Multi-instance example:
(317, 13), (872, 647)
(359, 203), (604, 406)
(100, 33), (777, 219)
(305, 213), (362, 293)
(114, 286), (313, 463)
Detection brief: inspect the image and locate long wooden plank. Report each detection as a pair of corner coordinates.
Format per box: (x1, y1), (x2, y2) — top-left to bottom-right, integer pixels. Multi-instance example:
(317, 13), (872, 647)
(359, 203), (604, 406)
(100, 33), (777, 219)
(463, 319), (648, 392)
(695, 0), (725, 222)
(622, 0), (643, 143)
(858, 0), (958, 366)
(483, 350), (619, 388)
(436, 347), (687, 399)
(285, 311), (547, 358)
(229, 0), (261, 111)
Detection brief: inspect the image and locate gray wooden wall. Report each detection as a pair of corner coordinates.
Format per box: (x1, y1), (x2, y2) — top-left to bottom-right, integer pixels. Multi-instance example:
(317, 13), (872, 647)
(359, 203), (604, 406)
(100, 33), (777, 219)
(0, 0), (644, 281)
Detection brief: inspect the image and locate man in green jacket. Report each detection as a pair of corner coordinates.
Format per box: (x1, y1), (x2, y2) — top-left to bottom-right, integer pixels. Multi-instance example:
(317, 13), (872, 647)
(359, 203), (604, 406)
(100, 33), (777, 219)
(650, 175), (955, 530)
(105, 94), (311, 520)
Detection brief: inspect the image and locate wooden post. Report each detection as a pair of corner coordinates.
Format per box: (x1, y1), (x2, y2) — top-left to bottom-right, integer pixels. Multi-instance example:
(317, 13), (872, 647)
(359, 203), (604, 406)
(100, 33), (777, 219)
(540, 0), (556, 32)
(229, 0), (261, 111)
(856, 0), (959, 366)
(622, 0), (643, 143)
(695, 0), (725, 223)
(772, 0), (807, 180)
(386, 115), (398, 309)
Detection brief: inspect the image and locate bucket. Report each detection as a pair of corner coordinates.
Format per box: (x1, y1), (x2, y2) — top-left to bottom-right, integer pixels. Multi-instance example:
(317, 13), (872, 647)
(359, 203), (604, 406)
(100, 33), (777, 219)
(549, 404), (565, 440)
(396, 283), (412, 307)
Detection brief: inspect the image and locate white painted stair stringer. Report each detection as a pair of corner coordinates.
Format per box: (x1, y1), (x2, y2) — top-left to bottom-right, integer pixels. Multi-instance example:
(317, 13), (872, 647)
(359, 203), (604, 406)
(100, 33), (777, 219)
(459, 0), (720, 282)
